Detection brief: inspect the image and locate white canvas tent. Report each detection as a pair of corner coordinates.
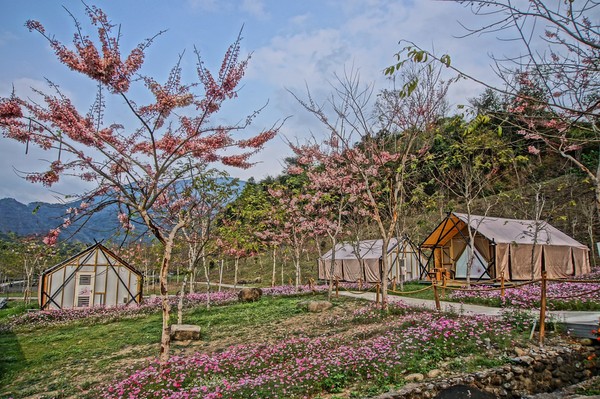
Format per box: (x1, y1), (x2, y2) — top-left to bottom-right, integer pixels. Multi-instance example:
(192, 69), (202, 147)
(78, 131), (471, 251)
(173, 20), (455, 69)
(39, 243), (143, 310)
(420, 212), (591, 281)
(318, 237), (422, 283)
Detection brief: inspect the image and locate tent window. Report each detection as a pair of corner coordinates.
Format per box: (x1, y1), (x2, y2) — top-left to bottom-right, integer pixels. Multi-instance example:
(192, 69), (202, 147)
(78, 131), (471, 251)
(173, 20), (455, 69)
(79, 275), (92, 285)
(77, 296), (90, 307)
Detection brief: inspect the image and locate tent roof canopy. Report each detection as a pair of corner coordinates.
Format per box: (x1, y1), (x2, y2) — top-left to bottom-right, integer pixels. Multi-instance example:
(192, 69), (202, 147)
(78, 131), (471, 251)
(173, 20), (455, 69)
(41, 242), (142, 277)
(421, 212), (587, 249)
(320, 237), (404, 260)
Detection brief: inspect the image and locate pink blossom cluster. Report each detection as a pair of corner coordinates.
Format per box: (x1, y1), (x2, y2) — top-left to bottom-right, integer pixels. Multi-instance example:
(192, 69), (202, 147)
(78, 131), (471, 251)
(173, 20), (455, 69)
(102, 305), (513, 399)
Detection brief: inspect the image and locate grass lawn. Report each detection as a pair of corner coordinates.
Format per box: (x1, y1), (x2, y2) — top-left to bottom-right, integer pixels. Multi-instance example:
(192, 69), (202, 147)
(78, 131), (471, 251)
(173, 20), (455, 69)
(0, 291), (534, 399)
(0, 295), (312, 399)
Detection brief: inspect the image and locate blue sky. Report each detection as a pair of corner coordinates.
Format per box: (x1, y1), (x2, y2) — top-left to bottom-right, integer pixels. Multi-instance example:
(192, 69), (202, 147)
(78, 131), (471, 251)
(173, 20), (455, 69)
(0, 0), (509, 203)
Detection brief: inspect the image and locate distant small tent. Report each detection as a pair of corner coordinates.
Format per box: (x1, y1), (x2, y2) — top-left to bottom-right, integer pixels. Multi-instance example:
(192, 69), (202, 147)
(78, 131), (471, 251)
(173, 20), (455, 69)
(38, 243), (143, 310)
(318, 237), (422, 283)
(420, 212), (591, 281)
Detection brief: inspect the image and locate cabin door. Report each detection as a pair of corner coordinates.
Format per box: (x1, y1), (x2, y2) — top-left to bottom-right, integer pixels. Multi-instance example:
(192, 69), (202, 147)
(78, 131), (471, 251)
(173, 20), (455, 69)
(75, 272), (95, 308)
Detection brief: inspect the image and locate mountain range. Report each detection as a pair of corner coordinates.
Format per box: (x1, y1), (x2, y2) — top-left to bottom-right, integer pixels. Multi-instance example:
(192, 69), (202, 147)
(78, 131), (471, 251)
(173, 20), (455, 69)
(0, 178), (246, 243)
(0, 197), (120, 243)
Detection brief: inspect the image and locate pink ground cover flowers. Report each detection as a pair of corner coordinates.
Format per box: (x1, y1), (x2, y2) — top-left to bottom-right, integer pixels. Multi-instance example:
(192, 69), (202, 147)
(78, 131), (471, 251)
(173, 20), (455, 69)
(449, 280), (600, 310)
(102, 302), (514, 399)
(0, 284), (333, 332)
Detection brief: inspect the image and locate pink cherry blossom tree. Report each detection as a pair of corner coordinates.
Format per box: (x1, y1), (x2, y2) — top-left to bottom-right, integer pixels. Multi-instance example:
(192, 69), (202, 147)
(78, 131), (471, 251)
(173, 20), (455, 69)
(291, 67), (450, 307)
(267, 184), (316, 290)
(0, 5), (277, 363)
(288, 138), (356, 299)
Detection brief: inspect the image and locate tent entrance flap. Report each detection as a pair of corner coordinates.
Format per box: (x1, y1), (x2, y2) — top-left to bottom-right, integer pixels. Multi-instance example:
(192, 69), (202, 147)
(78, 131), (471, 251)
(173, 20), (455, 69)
(455, 248), (490, 279)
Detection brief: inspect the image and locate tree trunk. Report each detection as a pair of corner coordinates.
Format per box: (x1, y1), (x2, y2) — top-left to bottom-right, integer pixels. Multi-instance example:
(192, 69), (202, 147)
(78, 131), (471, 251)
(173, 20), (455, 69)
(271, 246), (277, 287)
(380, 236), (390, 309)
(294, 246), (301, 290)
(159, 251), (173, 365)
(202, 253), (211, 309)
(234, 256), (239, 289)
(158, 218), (187, 365)
(218, 259), (224, 292)
(23, 261), (33, 305)
(327, 236), (337, 301)
(588, 216), (597, 268)
(177, 274), (187, 325)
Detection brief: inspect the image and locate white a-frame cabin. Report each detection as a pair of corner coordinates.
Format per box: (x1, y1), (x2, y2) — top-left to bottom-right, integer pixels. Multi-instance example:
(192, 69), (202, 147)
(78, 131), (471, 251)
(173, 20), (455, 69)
(38, 243), (143, 310)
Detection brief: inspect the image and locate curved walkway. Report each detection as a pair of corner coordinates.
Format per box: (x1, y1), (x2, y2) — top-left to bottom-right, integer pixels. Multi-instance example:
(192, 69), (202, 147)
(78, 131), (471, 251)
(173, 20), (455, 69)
(204, 282), (599, 336)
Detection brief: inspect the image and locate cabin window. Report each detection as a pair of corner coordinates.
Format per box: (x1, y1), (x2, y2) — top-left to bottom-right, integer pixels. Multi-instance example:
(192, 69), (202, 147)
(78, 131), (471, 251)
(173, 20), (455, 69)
(79, 275), (92, 285)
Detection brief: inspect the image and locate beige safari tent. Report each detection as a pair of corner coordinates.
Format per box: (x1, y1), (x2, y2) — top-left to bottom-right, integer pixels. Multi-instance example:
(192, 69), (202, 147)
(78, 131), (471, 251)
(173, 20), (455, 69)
(39, 243), (143, 310)
(318, 237), (422, 283)
(420, 212), (591, 281)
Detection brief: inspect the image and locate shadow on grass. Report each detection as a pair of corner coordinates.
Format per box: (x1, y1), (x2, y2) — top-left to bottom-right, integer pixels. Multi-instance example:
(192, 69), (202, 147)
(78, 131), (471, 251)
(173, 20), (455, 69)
(0, 329), (25, 397)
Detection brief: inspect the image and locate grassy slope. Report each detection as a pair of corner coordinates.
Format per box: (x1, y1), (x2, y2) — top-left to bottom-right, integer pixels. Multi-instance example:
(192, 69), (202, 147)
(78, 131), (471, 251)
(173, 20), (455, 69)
(0, 295), (311, 399)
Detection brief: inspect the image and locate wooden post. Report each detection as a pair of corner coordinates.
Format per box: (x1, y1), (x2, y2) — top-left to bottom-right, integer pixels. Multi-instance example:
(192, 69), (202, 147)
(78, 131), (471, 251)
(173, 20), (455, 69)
(539, 271), (547, 346)
(441, 271), (446, 297)
(335, 278), (339, 298)
(500, 272), (505, 298)
(358, 278), (362, 290)
(433, 281), (441, 311)
(392, 277), (397, 292)
(375, 283), (380, 305)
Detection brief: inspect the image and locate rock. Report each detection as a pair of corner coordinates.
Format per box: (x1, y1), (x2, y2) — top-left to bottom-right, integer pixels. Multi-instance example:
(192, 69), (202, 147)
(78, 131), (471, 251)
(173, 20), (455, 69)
(296, 300), (309, 309)
(428, 369), (443, 379)
(490, 375), (503, 386)
(306, 300), (333, 313)
(405, 373), (425, 382)
(434, 385), (497, 399)
(238, 287), (262, 302)
(170, 324), (201, 341)
(579, 338), (594, 346)
(515, 347), (528, 357)
(517, 356), (535, 365)
(533, 361), (546, 372)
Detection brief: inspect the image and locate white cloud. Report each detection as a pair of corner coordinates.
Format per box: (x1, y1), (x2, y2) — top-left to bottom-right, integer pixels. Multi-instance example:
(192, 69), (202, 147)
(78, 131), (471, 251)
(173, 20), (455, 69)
(289, 13), (310, 27)
(186, 0), (221, 11)
(241, 0), (269, 20)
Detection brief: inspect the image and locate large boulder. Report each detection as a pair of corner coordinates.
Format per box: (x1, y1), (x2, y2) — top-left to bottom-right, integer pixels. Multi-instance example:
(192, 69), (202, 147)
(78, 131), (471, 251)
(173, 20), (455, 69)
(170, 324), (201, 341)
(238, 287), (263, 302)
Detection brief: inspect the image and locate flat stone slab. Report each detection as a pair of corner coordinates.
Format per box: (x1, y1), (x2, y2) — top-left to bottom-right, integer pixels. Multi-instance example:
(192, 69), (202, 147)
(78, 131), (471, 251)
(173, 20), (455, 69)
(170, 324), (201, 341)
